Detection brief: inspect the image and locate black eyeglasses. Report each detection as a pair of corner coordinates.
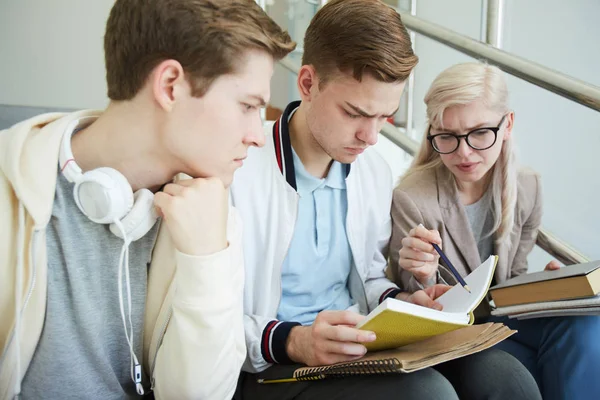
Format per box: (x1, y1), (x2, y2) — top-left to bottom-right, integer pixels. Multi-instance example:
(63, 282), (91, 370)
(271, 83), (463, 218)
(427, 114), (507, 154)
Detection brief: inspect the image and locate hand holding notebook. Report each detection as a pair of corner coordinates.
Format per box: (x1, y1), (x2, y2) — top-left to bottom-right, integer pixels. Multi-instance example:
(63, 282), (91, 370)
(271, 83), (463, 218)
(259, 322), (514, 383)
(357, 255), (498, 352)
(286, 280), (457, 366)
(259, 255), (505, 384)
(286, 310), (378, 367)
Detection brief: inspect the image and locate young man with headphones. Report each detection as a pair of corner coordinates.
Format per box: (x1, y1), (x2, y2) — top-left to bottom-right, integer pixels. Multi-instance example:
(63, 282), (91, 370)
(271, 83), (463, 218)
(0, 1), (294, 399)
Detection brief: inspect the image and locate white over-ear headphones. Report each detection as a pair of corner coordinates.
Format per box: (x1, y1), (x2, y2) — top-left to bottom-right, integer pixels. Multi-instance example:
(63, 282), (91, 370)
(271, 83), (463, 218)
(59, 117), (159, 241)
(59, 117), (159, 394)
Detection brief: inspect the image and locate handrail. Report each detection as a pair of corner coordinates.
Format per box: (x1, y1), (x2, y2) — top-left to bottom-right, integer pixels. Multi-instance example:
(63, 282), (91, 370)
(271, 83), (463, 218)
(397, 12), (600, 113)
(280, 8), (600, 113)
(537, 230), (589, 266)
(278, 58), (590, 265)
(379, 123), (419, 156)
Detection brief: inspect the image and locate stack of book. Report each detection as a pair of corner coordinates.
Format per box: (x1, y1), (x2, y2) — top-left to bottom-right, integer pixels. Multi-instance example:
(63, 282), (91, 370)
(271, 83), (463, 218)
(489, 260), (600, 319)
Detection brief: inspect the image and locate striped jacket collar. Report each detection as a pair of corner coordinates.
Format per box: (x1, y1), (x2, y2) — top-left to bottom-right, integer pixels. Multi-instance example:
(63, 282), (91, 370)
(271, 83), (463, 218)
(272, 101), (350, 191)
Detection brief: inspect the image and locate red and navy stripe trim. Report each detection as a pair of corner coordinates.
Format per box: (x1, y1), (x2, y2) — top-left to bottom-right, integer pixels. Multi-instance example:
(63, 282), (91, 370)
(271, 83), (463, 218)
(379, 287), (402, 304)
(260, 320), (301, 365)
(273, 101), (351, 191)
(272, 101), (299, 190)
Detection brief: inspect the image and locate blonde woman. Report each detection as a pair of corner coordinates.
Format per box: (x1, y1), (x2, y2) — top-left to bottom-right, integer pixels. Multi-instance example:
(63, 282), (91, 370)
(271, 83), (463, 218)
(389, 62), (600, 400)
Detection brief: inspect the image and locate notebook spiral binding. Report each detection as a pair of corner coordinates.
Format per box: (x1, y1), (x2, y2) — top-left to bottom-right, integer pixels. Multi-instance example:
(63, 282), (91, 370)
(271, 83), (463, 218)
(295, 358), (401, 381)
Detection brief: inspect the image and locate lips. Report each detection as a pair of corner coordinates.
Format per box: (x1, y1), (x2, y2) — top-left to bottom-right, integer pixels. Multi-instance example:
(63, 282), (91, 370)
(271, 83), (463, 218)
(233, 156), (247, 167)
(456, 162), (479, 172)
(345, 147), (365, 155)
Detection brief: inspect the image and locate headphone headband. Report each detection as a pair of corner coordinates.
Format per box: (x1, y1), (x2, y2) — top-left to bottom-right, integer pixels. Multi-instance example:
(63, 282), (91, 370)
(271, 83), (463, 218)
(59, 117), (96, 183)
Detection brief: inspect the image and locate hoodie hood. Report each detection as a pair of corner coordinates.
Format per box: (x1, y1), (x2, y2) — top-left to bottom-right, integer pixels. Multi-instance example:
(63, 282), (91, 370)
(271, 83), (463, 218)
(0, 110), (100, 227)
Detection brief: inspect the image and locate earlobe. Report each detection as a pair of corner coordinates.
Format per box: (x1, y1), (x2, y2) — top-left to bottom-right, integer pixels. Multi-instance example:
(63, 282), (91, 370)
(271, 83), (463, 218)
(152, 60), (185, 112)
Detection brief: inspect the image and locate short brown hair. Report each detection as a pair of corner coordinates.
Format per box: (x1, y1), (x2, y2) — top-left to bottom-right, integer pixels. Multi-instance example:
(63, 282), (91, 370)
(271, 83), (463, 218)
(302, 0), (418, 84)
(104, 0), (296, 100)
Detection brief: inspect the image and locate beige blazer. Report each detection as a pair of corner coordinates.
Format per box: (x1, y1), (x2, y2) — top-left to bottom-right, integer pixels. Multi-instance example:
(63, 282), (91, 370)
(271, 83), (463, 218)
(389, 166), (542, 296)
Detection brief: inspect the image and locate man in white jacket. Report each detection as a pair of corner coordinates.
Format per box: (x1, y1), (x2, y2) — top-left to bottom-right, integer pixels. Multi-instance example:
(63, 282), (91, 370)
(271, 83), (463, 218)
(0, 1), (295, 399)
(231, 1), (541, 399)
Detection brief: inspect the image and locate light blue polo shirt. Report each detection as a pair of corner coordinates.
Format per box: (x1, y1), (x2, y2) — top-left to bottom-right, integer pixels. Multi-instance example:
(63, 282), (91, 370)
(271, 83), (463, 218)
(277, 148), (354, 325)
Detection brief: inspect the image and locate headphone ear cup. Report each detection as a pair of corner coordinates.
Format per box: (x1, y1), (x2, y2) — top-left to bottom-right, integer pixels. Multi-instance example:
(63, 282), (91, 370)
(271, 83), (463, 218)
(110, 189), (159, 242)
(73, 167), (134, 224)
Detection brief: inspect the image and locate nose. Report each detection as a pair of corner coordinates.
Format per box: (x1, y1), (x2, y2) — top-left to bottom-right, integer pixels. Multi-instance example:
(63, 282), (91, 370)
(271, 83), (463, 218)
(455, 136), (473, 158)
(356, 118), (379, 146)
(244, 113), (266, 148)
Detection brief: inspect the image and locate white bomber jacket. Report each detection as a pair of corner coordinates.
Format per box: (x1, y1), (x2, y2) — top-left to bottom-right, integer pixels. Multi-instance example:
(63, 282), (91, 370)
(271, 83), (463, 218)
(230, 101), (402, 373)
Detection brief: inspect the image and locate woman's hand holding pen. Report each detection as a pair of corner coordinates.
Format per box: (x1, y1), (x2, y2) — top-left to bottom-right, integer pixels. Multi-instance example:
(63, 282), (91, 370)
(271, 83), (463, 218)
(398, 225), (442, 287)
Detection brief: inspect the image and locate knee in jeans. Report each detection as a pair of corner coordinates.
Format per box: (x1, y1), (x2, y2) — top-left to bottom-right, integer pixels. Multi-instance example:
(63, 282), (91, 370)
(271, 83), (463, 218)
(563, 316), (600, 353)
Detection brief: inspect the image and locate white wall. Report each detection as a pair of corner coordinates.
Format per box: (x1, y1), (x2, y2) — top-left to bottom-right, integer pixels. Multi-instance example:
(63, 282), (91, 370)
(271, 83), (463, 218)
(0, 0), (297, 111)
(504, 0), (600, 270)
(0, 0), (114, 109)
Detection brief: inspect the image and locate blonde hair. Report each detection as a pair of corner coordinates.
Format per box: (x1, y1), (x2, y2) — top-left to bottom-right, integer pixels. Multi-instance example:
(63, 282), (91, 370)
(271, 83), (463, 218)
(402, 62), (517, 248)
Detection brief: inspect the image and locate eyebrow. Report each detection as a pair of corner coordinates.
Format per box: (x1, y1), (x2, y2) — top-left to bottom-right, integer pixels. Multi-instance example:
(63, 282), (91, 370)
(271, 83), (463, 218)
(249, 95), (267, 107)
(431, 121), (495, 133)
(345, 102), (399, 119)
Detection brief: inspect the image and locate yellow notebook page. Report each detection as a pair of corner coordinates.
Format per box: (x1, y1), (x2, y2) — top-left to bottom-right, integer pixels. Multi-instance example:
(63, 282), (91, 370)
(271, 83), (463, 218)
(361, 310), (472, 352)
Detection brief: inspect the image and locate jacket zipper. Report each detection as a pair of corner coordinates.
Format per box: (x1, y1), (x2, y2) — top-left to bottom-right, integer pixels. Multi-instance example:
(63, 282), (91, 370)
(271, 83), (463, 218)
(344, 173), (369, 312)
(346, 218), (369, 311)
(275, 194), (300, 314)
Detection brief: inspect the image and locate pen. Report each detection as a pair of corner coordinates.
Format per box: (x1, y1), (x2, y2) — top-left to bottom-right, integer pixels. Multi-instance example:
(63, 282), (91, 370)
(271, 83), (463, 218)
(418, 224), (471, 293)
(257, 377), (299, 384)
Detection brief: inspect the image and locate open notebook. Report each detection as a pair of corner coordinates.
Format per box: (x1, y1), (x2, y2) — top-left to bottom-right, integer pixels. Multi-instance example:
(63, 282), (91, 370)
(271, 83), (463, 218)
(357, 255), (498, 351)
(258, 322), (514, 383)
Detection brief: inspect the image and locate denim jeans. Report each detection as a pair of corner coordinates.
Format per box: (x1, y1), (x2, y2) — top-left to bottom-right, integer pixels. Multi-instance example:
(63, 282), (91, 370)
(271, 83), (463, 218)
(487, 315), (600, 400)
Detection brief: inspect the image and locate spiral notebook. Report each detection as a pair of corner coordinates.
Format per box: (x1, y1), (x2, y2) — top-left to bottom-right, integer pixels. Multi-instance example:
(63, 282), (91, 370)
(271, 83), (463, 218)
(258, 322), (514, 383)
